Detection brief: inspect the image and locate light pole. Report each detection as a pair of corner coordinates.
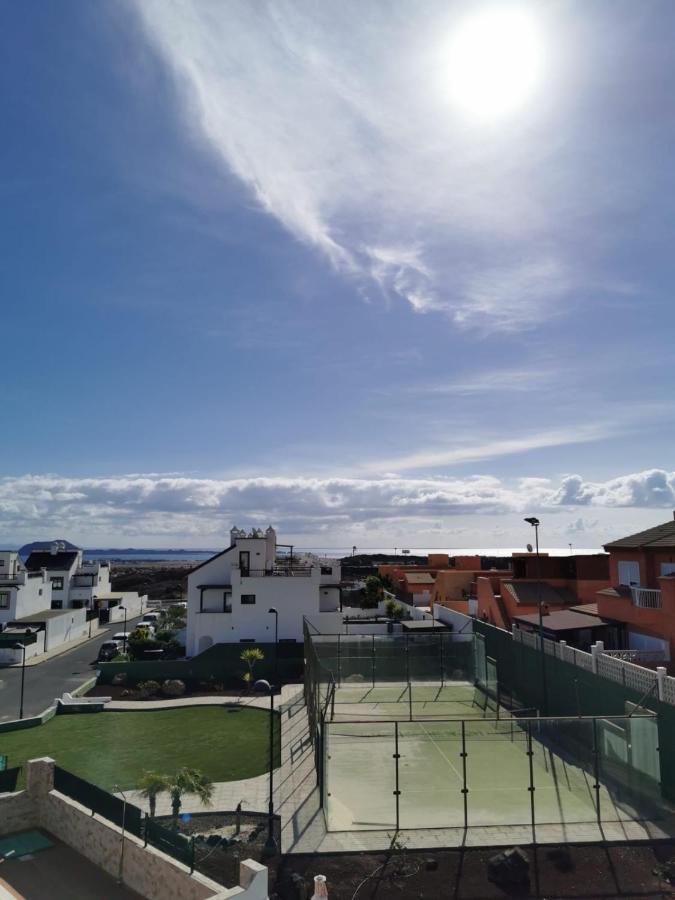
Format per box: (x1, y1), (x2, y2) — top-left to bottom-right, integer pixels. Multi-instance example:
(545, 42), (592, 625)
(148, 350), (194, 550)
(268, 608), (279, 685)
(254, 679), (277, 857)
(113, 783), (128, 884)
(524, 517), (547, 714)
(13, 642), (26, 720)
(119, 605), (127, 651)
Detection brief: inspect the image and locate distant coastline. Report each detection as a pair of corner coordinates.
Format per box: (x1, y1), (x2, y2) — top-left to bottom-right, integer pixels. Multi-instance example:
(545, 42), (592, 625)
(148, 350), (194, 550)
(82, 545), (604, 563)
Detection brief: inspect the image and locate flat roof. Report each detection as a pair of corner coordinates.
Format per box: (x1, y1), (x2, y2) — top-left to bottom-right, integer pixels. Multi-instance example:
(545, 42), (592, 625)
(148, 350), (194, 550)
(514, 609), (608, 632)
(401, 620), (450, 631)
(12, 609), (81, 622)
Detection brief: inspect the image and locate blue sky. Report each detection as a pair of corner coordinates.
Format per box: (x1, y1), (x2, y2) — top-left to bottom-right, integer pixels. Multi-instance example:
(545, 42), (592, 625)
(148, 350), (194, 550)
(2, 0), (675, 550)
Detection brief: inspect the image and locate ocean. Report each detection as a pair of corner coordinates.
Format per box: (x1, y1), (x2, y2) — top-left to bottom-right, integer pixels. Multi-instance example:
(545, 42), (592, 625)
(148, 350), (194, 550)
(82, 546), (603, 562)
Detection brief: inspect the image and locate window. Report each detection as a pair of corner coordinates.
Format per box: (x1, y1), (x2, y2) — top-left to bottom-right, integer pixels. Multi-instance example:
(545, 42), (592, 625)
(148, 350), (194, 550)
(50, 576), (64, 590)
(241, 594), (256, 605)
(223, 592), (232, 613)
(0, 593), (9, 609)
(279, 638), (297, 643)
(239, 638), (255, 643)
(321, 566), (333, 575)
(661, 563), (675, 577)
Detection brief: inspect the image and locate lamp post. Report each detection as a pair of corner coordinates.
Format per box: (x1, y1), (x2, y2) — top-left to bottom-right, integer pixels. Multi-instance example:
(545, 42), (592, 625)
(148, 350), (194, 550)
(119, 605), (127, 651)
(13, 642), (26, 720)
(254, 679), (277, 857)
(524, 517), (547, 714)
(268, 608), (279, 685)
(113, 783), (128, 884)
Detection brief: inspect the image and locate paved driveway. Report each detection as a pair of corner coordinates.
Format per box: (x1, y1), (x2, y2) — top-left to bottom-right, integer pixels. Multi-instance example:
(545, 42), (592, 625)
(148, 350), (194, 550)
(0, 616), (145, 723)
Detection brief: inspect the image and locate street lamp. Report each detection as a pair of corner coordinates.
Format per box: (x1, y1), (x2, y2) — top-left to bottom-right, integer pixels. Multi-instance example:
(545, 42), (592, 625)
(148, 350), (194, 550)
(254, 679), (277, 858)
(268, 608), (279, 685)
(13, 642), (26, 720)
(524, 516), (547, 714)
(119, 605), (127, 651)
(113, 783), (128, 884)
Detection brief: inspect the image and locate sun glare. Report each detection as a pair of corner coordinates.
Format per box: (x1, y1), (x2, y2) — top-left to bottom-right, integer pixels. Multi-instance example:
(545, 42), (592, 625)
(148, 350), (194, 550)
(444, 8), (543, 120)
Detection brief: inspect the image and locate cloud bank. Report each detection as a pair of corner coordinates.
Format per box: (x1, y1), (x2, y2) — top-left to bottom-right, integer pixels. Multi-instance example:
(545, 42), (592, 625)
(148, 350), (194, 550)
(1, 469), (674, 545)
(128, 0), (606, 330)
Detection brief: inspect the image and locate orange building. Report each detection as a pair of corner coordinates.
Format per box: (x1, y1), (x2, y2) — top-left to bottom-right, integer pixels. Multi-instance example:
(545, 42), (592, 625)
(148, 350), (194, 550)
(596, 516), (675, 664)
(476, 553), (611, 631)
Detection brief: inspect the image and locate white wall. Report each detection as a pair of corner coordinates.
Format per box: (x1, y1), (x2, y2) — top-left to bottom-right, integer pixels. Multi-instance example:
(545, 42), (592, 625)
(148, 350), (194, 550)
(0, 631), (46, 664)
(0, 573), (51, 625)
(44, 608), (88, 650)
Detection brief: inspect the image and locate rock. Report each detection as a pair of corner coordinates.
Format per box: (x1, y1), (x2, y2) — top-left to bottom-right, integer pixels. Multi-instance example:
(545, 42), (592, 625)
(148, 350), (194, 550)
(487, 847), (530, 886)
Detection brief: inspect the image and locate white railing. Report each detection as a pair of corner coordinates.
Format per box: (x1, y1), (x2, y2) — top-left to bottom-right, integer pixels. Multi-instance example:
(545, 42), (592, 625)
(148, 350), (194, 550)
(630, 586), (662, 609)
(602, 648), (668, 663)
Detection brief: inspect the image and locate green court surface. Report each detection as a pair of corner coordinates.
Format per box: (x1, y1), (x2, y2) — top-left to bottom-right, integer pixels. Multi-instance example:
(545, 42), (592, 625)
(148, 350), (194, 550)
(0, 830), (53, 860)
(0, 706), (279, 792)
(329, 681), (498, 721)
(324, 684), (663, 832)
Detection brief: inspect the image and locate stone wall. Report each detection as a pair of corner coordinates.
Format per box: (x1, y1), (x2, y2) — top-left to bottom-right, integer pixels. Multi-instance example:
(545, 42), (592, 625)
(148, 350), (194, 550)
(1, 758), (268, 900)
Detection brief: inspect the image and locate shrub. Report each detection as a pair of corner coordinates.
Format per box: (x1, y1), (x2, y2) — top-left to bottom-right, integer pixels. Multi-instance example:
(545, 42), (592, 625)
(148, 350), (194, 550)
(111, 672), (127, 686)
(162, 679), (186, 697)
(138, 679), (161, 699)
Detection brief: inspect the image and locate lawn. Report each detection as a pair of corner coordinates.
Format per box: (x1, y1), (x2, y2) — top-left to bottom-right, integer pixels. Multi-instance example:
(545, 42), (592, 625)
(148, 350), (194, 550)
(0, 706), (280, 792)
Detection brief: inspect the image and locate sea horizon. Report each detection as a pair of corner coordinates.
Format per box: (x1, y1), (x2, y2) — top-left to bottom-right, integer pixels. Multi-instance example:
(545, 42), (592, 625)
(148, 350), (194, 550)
(77, 545), (605, 562)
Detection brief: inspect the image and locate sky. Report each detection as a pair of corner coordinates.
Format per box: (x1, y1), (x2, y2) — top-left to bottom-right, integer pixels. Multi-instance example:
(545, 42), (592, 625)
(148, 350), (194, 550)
(2, 0), (675, 551)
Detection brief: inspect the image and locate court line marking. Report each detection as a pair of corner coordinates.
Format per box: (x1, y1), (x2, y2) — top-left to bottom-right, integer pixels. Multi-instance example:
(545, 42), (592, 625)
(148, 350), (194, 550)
(418, 722), (464, 784)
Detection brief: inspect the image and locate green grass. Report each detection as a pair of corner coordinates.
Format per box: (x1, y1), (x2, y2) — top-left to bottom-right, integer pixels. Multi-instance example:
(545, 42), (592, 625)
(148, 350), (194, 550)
(0, 706), (280, 792)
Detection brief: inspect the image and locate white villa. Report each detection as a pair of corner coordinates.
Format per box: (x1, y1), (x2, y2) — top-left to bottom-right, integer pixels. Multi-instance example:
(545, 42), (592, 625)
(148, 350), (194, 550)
(186, 526), (341, 655)
(0, 543), (146, 662)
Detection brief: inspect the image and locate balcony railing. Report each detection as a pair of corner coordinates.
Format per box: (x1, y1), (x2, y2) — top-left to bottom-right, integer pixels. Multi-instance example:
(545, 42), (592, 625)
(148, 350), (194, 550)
(238, 567), (312, 578)
(0, 574), (23, 584)
(630, 586), (662, 609)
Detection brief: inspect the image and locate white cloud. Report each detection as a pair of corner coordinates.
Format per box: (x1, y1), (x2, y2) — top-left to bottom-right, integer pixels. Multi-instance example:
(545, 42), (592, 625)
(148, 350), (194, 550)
(2, 468), (675, 546)
(128, 0), (592, 330)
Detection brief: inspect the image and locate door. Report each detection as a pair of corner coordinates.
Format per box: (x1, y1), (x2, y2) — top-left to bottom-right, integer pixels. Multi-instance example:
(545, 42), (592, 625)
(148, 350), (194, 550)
(618, 561), (640, 586)
(239, 551), (250, 576)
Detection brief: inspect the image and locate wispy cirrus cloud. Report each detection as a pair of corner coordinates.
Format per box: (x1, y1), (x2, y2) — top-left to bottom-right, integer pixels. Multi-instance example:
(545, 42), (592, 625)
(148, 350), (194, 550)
(127, 0), (612, 330)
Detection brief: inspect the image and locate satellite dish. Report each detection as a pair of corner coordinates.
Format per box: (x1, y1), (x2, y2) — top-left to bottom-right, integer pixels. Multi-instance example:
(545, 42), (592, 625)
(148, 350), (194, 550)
(526, 543), (533, 553)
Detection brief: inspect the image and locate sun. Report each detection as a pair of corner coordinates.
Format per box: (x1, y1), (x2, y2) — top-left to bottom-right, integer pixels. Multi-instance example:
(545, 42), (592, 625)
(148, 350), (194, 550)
(443, 8), (543, 120)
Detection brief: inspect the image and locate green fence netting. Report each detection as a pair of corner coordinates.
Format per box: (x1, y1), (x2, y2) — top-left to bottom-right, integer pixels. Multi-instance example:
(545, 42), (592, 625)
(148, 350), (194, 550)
(54, 766), (143, 837)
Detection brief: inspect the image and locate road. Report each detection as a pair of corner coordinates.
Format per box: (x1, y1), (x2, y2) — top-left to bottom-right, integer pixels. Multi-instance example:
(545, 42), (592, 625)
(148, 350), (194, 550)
(0, 615), (145, 723)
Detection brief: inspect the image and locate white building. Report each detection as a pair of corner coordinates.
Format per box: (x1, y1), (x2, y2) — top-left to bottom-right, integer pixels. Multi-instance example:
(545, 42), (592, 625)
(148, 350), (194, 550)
(186, 526), (341, 655)
(24, 543), (111, 609)
(0, 551), (52, 626)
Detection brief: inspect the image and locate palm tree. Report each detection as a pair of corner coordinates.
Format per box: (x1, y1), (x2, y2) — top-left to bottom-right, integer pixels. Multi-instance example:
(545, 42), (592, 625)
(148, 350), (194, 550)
(240, 647), (265, 688)
(137, 771), (170, 818)
(167, 768), (214, 830)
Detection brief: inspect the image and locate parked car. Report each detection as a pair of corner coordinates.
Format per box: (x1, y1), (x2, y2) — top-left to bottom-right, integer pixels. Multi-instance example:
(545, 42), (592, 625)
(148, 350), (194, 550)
(142, 612), (161, 624)
(98, 640), (122, 661)
(112, 632), (131, 646)
(134, 622), (155, 638)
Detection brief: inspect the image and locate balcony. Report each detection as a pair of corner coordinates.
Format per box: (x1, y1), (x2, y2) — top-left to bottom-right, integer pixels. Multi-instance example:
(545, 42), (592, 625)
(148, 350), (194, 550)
(0, 573), (25, 585)
(238, 566), (312, 578)
(630, 586), (662, 609)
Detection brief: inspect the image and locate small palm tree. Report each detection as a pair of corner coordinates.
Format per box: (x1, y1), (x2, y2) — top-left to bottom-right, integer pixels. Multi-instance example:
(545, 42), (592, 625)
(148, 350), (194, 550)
(167, 768), (214, 830)
(240, 647), (265, 688)
(138, 771), (170, 818)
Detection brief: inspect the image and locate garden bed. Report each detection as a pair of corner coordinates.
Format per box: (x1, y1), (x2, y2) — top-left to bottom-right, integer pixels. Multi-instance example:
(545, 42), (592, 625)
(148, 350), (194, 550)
(159, 810), (281, 889)
(273, 842), (675, 899)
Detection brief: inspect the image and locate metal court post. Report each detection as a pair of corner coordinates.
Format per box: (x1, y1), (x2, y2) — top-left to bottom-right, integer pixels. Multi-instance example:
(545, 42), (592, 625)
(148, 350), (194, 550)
(527, 721), (536, 844)
(461, 720), (468, 829)
(592, 717), (601, 824)
(393, 722), (401, 831)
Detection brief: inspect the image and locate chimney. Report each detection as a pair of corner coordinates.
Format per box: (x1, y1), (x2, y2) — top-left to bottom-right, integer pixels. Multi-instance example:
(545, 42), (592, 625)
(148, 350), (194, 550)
(50, 542), (59, 555)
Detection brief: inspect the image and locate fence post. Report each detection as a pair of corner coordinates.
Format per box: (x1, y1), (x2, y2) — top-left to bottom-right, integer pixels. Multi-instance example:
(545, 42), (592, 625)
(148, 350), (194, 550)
(526, 721), (536, 844)
(558, 639), (566, 660)
(190, 836), (195, 874)
(592, 717), (601, 825)
(591, 641), (604, 674)
(657, 666), (666, 702)
(337, 633), (341, 686)
(461, 719), (468, 829)
(393, 722), (400, 831)
(371, 635), (376, 687)
(144, 813), (148, 847)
